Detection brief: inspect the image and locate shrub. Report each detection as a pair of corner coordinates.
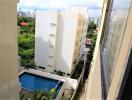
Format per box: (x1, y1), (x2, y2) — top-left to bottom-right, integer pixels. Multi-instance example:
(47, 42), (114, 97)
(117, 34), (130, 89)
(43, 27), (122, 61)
(54, 70), (64, 76)
(18, 16), (35, 69)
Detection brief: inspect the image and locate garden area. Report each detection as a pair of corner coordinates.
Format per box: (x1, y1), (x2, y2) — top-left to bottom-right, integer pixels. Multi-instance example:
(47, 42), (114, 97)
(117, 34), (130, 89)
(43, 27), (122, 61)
(20, 89), (57, 100)
(18, 16), (36, 69)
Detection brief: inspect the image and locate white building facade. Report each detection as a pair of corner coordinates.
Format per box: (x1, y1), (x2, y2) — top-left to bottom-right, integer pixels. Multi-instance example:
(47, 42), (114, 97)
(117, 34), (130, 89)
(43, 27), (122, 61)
(35, 9), (88, 76)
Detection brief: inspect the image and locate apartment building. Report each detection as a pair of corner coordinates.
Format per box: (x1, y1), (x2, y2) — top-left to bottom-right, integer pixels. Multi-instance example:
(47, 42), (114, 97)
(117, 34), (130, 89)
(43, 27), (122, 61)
(0, 0), (19, 99)
(85, 0), (132, 99)
(35, 10), (88, 76)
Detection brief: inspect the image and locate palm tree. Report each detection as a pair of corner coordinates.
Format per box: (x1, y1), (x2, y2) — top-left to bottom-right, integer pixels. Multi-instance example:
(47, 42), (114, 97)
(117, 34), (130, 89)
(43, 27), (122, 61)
(31, 90), (52, 100)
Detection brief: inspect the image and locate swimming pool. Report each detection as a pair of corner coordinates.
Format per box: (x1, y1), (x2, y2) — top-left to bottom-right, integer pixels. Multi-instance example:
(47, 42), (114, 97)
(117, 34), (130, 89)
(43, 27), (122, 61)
(19, 72), (63, 97)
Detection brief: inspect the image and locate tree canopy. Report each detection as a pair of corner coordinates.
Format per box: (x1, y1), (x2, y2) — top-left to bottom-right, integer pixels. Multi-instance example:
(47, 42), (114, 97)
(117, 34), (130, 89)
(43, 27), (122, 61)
(18, 16), (35, 68)
(86, 20), (97, 46)
(88, 20), (97, 31)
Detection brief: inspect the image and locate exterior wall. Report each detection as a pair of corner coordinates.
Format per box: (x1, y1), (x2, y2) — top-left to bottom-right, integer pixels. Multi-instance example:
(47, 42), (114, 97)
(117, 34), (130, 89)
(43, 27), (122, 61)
(35, 11), (88, 75)
(85, 0), (109, 99)
(0, 0), (19, 99)
(72, 15), (88, 69)
(55, 12), (78, 74)
(55, 13), (88, 75)
(79, 18), (88, 60)
(101, 0), (132, 89)
(85, 49), (102, 99)
(107, 3), (132, 99)
(35, 11), (58, 72)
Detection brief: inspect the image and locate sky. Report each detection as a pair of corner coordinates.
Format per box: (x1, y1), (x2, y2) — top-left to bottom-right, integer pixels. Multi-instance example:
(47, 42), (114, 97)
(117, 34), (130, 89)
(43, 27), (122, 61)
(17, 0), (103, 18)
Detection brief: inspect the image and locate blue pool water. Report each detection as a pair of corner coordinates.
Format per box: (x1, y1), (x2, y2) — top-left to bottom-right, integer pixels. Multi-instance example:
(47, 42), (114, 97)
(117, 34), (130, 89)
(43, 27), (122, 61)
(19, 72), (63, 96)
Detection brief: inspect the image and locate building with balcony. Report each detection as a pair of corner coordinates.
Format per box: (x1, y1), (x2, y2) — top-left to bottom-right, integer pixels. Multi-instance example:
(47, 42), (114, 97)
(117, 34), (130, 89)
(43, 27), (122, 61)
(1, 0), (132, 99)
(35, 10), (88, 76)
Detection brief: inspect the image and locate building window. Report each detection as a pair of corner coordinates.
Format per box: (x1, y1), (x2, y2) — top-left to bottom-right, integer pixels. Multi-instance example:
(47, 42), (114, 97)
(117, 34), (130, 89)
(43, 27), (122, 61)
(49, 34), (55, 38)
(39, 66), (45, 70)
(50, 23), (56, 26)
(67, 73), (71, 76)
(100, 0), (131, 97)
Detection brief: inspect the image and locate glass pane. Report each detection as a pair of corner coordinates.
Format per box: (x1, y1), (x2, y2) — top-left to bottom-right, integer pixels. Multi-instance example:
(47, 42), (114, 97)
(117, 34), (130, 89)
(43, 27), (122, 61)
(101, 0), (132, 88)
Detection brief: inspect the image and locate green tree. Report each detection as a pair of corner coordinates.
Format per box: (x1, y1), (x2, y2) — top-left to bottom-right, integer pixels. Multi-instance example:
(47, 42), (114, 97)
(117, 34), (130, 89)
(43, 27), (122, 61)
(31, 90), (52, 100)
(50, 88), (56, 97)
(87, 20), (97, 32)
(18, 16), (35, 69)
(20, 90), (53, 100)
(17, 16), (25, 26)
(18, 34), (34, 49)
(86, 20), (97, 46)
(18, 16), (35, 34)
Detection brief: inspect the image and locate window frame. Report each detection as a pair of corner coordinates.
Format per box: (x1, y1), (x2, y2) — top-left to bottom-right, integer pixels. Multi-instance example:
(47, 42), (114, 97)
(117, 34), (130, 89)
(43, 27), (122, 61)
(100, 0), (132, 98)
